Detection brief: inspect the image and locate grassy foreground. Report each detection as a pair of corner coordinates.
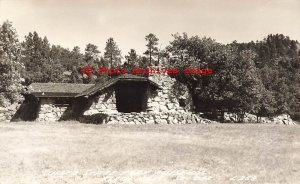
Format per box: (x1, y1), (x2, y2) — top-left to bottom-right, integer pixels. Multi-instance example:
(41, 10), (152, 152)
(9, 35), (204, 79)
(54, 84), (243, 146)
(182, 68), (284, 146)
(0, 121), (299, 184)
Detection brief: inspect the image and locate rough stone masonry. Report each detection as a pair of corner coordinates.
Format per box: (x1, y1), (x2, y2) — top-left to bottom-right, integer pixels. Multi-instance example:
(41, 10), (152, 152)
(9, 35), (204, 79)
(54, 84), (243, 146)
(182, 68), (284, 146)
(0, 71), (297, 125)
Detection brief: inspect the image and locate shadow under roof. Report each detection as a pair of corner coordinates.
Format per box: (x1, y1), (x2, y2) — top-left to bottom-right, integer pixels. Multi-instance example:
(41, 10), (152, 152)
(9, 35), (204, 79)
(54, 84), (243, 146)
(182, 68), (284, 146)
(76, 73), (160, 98)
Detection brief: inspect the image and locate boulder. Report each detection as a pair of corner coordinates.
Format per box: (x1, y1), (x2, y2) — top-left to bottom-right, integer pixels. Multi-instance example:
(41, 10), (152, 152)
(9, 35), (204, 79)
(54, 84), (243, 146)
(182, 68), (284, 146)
(161, 94), (169, 99)
(160, 119), (168, 124)
(45, 113), (55, 118)
(159, 106), (169, 112)
(173, 118), (179, 124)
(147, 119), (155, 124)
(167, 103), (174, 110)
(134, 119), (140, 124)
(154, 97), (160, 102)
(168, 116), (174, 122)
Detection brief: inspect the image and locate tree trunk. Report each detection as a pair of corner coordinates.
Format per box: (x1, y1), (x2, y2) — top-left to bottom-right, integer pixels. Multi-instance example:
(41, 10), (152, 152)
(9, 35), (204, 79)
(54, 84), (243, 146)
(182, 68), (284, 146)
(149, 48), (152, 65)
(221, 111), (225, 122)
(110, 53), (113, 67)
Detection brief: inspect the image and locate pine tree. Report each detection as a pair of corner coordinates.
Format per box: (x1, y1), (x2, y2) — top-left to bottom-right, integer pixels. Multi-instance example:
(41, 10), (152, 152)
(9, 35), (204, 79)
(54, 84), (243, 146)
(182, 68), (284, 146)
(79, 43), (101, 84)
(125, 49), (137, 65)
(70, 46), (84, 83)
(21, 31), (53, 83)
(144, 33), (159, 66)
(104, 38), (122, 67)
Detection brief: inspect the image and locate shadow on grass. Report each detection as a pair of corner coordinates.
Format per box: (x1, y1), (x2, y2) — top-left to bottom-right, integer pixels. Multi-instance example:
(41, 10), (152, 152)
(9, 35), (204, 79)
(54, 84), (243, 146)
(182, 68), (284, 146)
(78, 113), (109, 125)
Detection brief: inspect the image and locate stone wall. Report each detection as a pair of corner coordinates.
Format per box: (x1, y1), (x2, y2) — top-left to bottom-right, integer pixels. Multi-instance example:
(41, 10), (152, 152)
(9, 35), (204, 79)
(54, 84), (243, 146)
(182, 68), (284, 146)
(77, 71), (212, 124)
(224, 113), (297, 125)
(79, 112), (217, 124)
(147, 72), (193, 113)
(0, 103), (20, 122)
(37, 99), (67, 121)
(83, 72), (192, 115)
(83, 91), (118, 115)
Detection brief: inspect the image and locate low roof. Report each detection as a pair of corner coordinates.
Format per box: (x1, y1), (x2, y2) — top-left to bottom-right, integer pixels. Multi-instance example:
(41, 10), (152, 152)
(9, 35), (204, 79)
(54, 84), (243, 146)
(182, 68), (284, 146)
(77, 77), (119, 98)
(24, 83), (94, 97)
(76, 73), (160, 97)
(24, 74), (160, 98)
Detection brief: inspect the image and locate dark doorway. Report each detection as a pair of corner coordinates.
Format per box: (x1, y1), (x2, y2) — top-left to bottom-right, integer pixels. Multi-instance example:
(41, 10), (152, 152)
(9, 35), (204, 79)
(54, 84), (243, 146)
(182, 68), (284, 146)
(115, 81), (148, 113)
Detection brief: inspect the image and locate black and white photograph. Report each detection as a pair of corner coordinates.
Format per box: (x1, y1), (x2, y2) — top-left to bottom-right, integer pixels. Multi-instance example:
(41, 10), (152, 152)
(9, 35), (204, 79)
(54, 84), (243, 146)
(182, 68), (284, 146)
(0, 0), (299, 183)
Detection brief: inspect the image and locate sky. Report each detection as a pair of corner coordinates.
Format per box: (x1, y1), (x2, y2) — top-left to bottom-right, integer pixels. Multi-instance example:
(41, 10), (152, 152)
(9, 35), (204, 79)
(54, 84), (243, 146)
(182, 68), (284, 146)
(0, 0), (299, 56)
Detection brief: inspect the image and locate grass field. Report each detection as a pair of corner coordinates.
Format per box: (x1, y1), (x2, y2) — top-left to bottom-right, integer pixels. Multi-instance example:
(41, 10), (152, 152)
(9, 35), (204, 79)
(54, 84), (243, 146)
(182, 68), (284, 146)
(0, 121), (299, 184)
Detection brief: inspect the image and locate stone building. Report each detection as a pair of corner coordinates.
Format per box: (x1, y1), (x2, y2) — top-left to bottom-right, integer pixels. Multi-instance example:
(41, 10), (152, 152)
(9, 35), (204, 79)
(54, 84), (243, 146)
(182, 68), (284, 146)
(11, 72), (208, 124)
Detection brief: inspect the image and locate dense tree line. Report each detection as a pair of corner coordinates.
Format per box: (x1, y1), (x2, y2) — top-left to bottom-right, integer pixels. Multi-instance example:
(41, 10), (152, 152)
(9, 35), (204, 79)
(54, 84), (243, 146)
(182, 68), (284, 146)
(0, 21), (24, 105)
(166, 33), (300, 121)
(1, 21), (299, 121)
(231, 35), (300, 119)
